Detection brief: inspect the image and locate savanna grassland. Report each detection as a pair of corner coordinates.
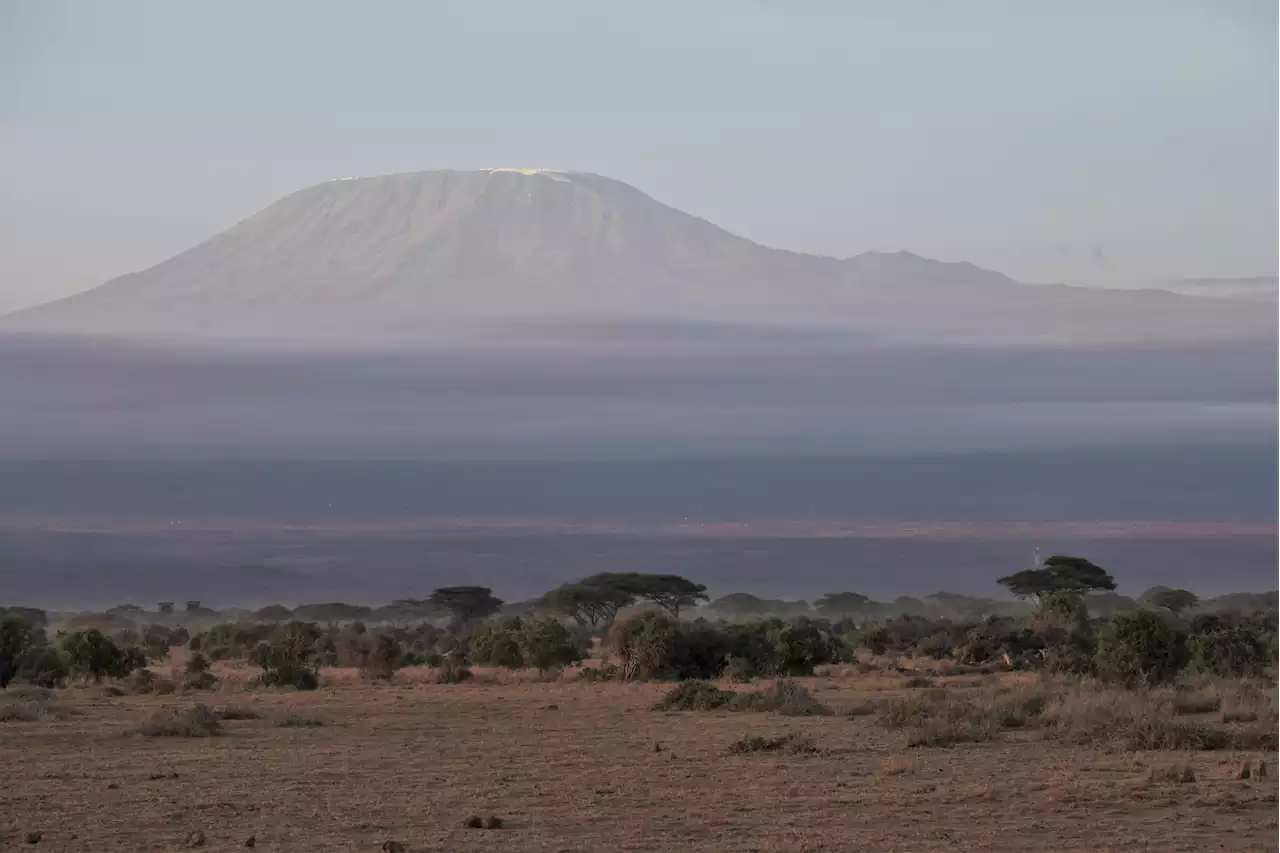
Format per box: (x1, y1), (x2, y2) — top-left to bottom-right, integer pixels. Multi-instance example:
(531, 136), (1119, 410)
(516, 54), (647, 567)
(3, 660), (1276, 853)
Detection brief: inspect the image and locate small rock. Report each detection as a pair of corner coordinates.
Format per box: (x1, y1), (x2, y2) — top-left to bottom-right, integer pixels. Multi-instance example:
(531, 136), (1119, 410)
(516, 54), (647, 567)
(653, 741), (662, 752)
(23, 832), (41, 845)
(545, 704), (558, 710)
(107, 783), (119, 789)
(184, 829), (206, 848)
(244, 836), (256, 848)
(463, 815), (483, 829)
(484, 816), (503, 830)
(381, 841), (406, 853)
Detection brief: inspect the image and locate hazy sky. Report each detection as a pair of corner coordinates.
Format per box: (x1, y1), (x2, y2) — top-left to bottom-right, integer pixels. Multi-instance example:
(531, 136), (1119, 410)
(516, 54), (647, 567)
(1, 0), (1275, 311)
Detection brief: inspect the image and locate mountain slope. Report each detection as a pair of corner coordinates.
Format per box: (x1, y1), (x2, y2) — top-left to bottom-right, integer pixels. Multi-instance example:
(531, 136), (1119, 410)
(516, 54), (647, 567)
(3, 169), (1273, 345)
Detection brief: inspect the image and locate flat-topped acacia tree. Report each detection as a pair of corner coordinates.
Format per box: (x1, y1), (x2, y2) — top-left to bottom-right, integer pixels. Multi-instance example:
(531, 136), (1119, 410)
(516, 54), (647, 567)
(427, 586), (504, 627)
(998, 555), (1117, 602)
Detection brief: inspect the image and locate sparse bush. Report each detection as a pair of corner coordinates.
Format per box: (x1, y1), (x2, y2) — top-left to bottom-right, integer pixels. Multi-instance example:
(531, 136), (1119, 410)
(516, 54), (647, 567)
(875, 684), (1051, 740)
(652, 680), (736, 711)
(434, 653), (472, 684)
(251, 621), (322, 690)
(0, 690), (75, 723)
(728, 733), (818, 754)
(905, 719), (997, 747)
(727, 677), (832, 716)
(274, 712), (324, 727)
(215, 705), (260, 720)
(359, 633), (400, 681)
(902, 676), (936, 689)
(122, 668), (176, 695)
(1095, 611), (1187, 686)
(181, 653), (218, 690)
(139, 704), (222, 737)
(1043, 685), (1275, 751)
(1171, 693), (1221, 716)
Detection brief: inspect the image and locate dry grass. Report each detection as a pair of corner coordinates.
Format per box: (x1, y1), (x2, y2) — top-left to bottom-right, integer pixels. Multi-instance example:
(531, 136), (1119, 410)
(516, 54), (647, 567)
(137, 704), (222, 737)
(1042, 685), (1278, 751)
(0, 690), (77, 723)
(1, 666), (1275, 852)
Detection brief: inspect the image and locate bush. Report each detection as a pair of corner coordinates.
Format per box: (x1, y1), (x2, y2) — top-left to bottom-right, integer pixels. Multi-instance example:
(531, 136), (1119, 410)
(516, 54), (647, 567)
(469, 618), (528, 669)
(1095, 611), (1187, 686)
(905, 719), (997, 747)
(58, 629), (140, 682)
(726, 678), (832, 716)
(139, 704), (222, 737)
(608, 612), (724, 681)
(1043, 685), (1275, 751)
(0, 616), (38, 688)
(215, 705), (260, 720)
(519, 617), (587, 674)
(1187, 619), (1272, 678)
(251, 621), (322, 690)
(13, 644), (67, 688)
(652, 680), (736, 711)
(180, 653), (218, 690)
(434, 654), (472, 684)
(274, 712), (325, 727)
(728, 733), (819, 754)
(121, 668), (176, 695)
(360, 633), (401, 681)
(0, 691), (75, 723)
(914, 631), (954, 660)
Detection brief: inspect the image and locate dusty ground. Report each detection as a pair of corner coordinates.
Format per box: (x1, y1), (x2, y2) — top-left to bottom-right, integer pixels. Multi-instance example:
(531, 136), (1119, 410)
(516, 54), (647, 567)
(2, 668), (1277, 853)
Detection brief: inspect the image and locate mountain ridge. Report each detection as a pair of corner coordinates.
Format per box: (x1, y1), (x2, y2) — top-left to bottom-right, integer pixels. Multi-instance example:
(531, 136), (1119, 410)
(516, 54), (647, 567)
(3, 169), (1273, 346)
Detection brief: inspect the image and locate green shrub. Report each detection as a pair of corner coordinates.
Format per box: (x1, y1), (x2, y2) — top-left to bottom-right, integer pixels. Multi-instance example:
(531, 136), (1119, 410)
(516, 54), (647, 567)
(608, 612), (716, 681)
(1187, 619), (1272, 679)
(469, 618), (526, 669)
(914, 631), (954, 660)
(519, 617), (587, 674)
(1095, 611), (1188, 686)
(13, 645), (67, 688)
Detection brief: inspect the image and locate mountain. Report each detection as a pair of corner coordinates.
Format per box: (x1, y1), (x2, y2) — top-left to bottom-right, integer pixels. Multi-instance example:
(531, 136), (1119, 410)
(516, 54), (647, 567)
(2, 169), (1273, 345)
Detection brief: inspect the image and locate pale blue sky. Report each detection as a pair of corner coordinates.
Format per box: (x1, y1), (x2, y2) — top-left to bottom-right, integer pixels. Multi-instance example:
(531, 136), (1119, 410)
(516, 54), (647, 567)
(1, 0), (1275, 310)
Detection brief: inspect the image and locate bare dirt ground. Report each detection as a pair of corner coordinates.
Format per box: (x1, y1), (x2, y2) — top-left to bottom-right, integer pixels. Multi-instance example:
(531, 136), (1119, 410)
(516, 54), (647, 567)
(3, 668), (1277, 853)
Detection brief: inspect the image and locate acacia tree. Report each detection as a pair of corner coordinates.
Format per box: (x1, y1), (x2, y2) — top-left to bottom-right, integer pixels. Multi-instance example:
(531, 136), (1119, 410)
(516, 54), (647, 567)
(1145, 588), (1199, 614)
(997, 555), (1116, 602)
(813, 592), (876, 618)
(540, 583), (635, 628)
(579, 573), (708, 618)
(428, 586), (504, 627)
